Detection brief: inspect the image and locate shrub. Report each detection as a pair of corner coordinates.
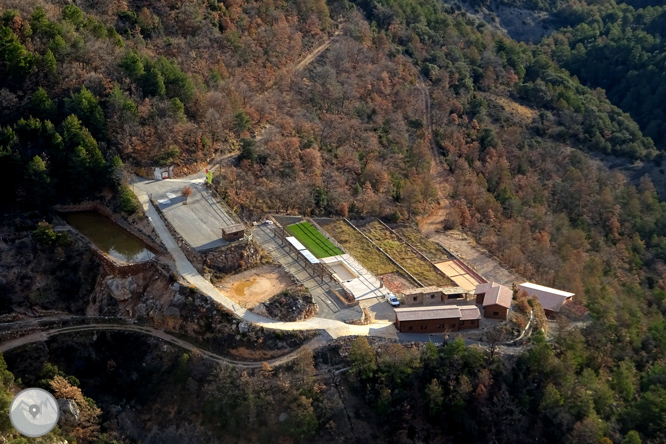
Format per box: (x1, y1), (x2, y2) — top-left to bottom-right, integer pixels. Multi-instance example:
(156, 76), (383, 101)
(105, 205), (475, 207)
(33, 221), (56, 245)
(118, 184), (140, 214)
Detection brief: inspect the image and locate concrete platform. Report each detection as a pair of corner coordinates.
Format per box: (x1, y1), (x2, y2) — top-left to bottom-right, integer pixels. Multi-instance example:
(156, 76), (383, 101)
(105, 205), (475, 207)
(137, 179), (239, 251)
(321, 254), (392, 301)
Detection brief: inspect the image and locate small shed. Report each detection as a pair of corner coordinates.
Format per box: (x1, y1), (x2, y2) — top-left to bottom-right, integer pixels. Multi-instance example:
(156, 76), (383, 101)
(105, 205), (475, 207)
(440, 286), (468, 299)
(153, 166), (174, 180)
(402, 286), (445, 306)
(221, 224), (245, 241)
(519, 282), (574, 317)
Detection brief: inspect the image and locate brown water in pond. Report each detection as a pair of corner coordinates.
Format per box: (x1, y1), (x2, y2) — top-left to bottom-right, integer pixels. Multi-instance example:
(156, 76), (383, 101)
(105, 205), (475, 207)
(232, 278), (258, 297)
(63, 212), (155, 263)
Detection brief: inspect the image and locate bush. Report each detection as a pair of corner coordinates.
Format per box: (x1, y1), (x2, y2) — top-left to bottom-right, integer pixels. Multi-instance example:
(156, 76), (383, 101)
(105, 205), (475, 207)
(33, 221), (56, 245)
(118, 184), (140, 214)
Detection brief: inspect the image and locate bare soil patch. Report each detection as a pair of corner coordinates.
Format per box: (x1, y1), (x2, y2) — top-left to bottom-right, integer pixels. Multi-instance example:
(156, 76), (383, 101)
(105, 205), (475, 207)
(429, 230), (522, 286)
(380, 273), (417, 294)
(217, 265), (292, 308)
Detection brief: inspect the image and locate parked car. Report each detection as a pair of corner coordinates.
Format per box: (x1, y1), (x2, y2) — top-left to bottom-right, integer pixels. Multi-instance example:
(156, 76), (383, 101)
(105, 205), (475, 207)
(387, 293), (400, 307)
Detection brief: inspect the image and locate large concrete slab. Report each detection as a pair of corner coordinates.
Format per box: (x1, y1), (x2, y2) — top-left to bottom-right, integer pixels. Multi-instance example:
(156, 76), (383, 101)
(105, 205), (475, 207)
(137, 179), (239, 251)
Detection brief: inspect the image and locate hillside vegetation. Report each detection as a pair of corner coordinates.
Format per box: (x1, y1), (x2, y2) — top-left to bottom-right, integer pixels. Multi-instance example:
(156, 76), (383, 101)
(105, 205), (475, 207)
(545, 1), (666, 149)
(0, 0), (666, 443)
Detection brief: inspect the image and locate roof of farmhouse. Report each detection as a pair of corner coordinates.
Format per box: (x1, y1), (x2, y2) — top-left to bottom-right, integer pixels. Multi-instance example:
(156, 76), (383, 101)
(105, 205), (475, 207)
(394, 305), (481, 322)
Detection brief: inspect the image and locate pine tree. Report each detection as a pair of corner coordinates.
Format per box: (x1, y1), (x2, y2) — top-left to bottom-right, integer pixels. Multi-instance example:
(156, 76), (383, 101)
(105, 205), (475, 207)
(29, 87), (56, 120)
(40, 48), (56, 78)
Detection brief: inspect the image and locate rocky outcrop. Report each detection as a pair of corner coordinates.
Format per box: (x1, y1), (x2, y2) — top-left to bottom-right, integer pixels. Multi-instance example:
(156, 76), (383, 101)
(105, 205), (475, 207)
(252, 288), (318, 322)
(58, 398), (80, 428)
(104, 276), (137, 301)
(1, 228), (312, 360)
(149, 197), (264, 273)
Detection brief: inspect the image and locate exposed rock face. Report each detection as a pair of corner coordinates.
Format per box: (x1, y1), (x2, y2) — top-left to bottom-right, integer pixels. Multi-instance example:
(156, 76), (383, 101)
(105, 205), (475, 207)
(58, 398), (80, 427)
(253, 288), (318, 322)
(252, 304), (269, 317)
(1, 227), (312, 359)
(105, 276), (137, 301)
(0, 232), (100, 315)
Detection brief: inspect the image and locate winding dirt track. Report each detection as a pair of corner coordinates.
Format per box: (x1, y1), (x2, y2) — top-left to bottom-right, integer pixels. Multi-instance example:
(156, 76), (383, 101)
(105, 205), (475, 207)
(293, 25), (343, 73)
(0, 319), (321, 368)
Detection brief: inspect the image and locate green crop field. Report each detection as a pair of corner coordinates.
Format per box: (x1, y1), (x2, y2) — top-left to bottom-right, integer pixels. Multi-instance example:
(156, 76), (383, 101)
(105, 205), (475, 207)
(359, 221), (455, 287)
(323, 221), (399, 276)
(285, 221), (343, 258)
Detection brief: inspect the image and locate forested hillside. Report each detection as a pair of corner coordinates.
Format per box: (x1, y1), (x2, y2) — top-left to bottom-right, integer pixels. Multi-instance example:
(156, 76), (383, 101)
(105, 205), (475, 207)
(1, 0), (666, 443)
(544, 1), (666, 149)
(0, 0), (657, 216)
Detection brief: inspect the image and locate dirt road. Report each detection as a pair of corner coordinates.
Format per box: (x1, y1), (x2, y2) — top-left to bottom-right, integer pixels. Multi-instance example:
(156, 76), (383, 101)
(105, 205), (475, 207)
(293, 25), (343, 73)
(0, 320), (321, 368)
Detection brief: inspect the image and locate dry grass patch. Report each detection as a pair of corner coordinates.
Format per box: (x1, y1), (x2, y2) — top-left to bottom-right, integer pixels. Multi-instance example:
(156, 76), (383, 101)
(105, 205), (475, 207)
(394, 226), (452, 262)
(486, 94), (538, 124)
(360, 221), (454, 287)
(323, 221), (397, 275)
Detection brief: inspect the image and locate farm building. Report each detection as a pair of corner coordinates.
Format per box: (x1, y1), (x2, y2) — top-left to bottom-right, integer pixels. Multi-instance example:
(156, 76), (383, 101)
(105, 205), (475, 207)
(221, 224), (245, 241)
(394, 305), (481, 333)
(474, 282), (512, 320)
(519, 282), (574, 316)
(401, 286), (469, 306)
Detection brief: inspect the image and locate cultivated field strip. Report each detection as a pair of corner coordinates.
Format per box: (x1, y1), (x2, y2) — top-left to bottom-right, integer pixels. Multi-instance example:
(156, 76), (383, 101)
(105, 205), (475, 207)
(357, 221), (455, 288)
(285, 221), (343, 258)
(321, 220), (399, 276)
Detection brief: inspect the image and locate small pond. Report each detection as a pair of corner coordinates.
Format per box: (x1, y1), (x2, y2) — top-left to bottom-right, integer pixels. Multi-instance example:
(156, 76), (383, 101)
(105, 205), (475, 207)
(63, 212), (156, 263)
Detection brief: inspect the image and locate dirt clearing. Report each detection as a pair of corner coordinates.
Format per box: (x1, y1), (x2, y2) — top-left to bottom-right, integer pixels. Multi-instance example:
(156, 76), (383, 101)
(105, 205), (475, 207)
(380, 273), (417, 294)
(429, 230), (522, 287)
(217, 265), (293, 308)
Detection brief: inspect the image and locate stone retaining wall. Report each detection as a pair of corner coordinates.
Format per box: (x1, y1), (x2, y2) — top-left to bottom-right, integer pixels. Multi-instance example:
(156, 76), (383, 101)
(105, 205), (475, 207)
(150, 198), (262, 273)
(57, 225), (159, 278)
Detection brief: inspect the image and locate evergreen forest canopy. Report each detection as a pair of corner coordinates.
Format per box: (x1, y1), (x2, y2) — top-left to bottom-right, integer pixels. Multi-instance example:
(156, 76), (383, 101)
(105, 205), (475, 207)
(0, 0), (665, 443)
(468, 0), (666, 151)
(544, 0), (666, 149)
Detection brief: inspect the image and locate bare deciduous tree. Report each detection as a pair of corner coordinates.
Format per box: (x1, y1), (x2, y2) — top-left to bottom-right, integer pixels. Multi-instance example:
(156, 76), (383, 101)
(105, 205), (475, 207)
(181, 185), (193, 204)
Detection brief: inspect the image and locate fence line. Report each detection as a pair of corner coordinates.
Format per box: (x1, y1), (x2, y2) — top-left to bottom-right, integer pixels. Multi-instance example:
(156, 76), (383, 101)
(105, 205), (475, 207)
(342, 218), (424, 288)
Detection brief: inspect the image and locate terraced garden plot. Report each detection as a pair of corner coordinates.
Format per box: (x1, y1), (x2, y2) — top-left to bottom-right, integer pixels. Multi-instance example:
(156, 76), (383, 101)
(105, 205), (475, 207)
(394, 226), (453, 262)
(285, 221), (343, 258)
(359, 221), (455, 287)
(322, 221), (398, 276)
